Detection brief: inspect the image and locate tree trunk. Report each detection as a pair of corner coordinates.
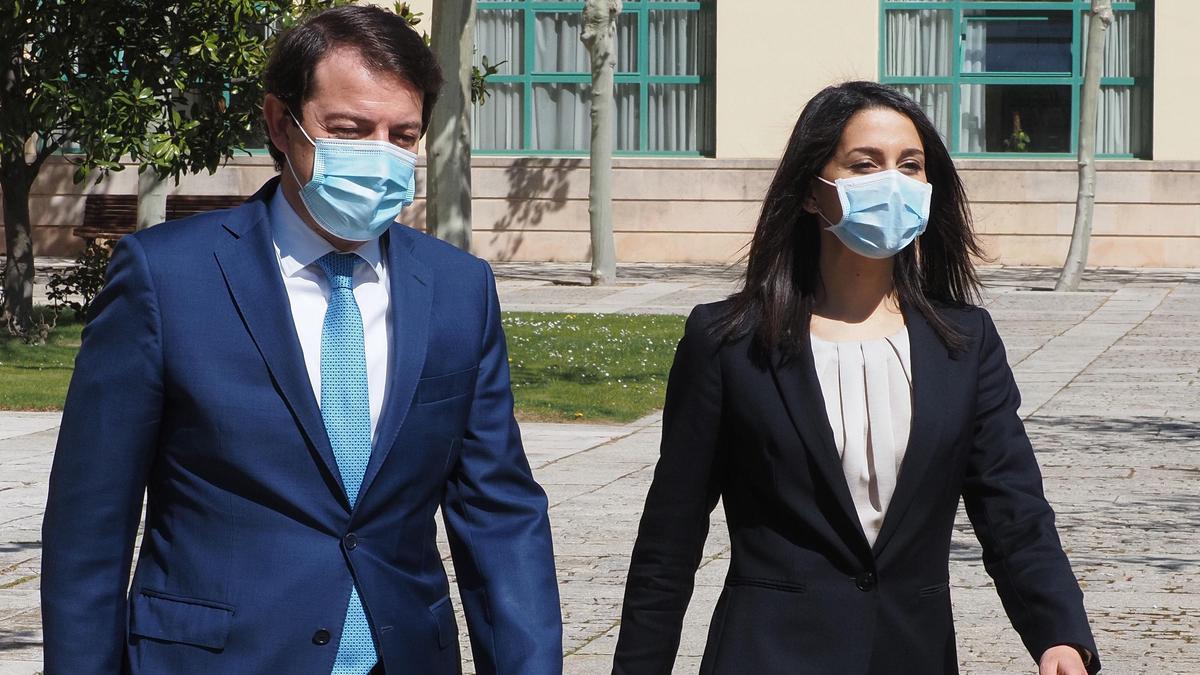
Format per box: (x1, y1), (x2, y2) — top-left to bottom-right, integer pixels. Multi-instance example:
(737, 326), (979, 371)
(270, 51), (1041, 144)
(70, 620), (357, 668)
(137, 169), (169, 231)
(1, 163), (37, 337)
(427, 0), (475, 252)
(1056, 0), (1113, 292)
(582, 0), (620, 286)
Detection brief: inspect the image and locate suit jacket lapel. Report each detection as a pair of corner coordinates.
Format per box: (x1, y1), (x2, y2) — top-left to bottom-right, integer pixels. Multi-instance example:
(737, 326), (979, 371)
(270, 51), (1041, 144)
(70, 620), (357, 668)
(356, 227), (433, 503)
(213, 184), (347, 507)
(769, 342), (871, 555)
(871, 305), (949, 557)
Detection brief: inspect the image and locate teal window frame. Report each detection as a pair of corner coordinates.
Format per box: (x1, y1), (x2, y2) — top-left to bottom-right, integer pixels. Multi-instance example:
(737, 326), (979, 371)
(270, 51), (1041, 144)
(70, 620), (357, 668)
(475, 0), (715, 157)
(879, 0), (1152, 159)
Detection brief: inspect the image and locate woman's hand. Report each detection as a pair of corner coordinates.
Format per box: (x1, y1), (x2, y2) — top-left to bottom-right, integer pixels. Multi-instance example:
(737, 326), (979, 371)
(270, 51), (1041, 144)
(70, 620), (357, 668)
(1039, 644), (1089, 675)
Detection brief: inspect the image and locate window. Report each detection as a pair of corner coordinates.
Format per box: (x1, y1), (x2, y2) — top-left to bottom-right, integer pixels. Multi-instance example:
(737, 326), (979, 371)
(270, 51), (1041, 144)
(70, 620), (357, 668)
(881, 1), (1153, 158)
(473, 0), (716, 155)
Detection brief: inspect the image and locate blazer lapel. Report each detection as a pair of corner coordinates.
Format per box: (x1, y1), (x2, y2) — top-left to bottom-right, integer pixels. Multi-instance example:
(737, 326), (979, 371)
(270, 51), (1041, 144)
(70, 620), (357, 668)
(213, 187), (347, 506)
(769, 342), (871, 555)
(356, 228), (433, 503)
(871, 305), (949, 557)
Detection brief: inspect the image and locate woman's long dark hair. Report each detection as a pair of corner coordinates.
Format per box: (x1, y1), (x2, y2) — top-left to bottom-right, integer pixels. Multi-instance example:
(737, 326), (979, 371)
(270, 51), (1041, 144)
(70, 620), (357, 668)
(716, 81), (985, 358)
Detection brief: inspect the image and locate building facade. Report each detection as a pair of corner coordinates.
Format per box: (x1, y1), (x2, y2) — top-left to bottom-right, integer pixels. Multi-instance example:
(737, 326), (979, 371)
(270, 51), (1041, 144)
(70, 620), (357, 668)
(8, 0), (1199, 266)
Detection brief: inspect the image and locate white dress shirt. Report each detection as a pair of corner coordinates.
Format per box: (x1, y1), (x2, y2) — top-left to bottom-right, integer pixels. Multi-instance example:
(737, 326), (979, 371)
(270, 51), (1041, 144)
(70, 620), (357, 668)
(269, 192), (392, 442)
(811, 328), (913, 545)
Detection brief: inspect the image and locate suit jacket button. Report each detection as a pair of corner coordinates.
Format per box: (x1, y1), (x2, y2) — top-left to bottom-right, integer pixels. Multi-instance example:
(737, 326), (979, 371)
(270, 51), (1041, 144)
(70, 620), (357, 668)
(855, 572), (877, 592)
(344, 533), (358, 550)
(313, 629), (332, 645)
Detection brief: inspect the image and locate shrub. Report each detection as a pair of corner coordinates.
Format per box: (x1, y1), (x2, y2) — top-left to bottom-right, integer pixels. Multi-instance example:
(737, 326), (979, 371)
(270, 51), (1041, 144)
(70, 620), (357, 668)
(47, 240), (113, 322)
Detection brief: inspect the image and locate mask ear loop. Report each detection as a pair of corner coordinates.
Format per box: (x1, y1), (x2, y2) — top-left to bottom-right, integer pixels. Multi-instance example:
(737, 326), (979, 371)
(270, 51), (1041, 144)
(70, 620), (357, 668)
(283, 110), (318, 188)
(813, 175), (841, 227)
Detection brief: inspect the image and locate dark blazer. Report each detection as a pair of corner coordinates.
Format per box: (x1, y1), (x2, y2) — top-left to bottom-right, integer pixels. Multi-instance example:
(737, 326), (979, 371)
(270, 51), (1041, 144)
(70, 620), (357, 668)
(41, 179), (562, 675)
(613, 301), (1099, 674)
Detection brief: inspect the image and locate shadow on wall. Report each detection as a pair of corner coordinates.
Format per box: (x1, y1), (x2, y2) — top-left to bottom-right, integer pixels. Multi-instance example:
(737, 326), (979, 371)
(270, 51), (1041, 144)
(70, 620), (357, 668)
(489, 158), (582, 261)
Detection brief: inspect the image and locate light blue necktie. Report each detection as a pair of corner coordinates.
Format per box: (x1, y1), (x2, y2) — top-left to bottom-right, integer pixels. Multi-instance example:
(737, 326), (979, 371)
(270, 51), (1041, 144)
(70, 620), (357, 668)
(315, 252), (378, 674)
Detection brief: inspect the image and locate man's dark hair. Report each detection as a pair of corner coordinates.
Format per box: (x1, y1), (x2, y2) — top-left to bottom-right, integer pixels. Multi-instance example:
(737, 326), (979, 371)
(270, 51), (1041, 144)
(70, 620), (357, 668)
(263, 4), (444, 168)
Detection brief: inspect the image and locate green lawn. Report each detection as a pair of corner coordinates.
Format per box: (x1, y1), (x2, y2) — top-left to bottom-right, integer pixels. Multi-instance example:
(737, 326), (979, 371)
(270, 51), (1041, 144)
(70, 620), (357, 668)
(0, 318), (82, 411)
(0, 311), (686, 424)
(504, 312), (685, 423)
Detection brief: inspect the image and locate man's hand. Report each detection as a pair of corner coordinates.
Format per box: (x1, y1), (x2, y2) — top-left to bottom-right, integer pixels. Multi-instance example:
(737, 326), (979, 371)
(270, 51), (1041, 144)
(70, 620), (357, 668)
(1039, 644), (1089, 675)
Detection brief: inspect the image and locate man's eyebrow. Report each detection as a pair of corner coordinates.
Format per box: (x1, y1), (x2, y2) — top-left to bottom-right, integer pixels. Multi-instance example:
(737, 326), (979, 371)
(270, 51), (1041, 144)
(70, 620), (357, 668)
(320, 113), (421, 130)
(320, 112), (373, 124)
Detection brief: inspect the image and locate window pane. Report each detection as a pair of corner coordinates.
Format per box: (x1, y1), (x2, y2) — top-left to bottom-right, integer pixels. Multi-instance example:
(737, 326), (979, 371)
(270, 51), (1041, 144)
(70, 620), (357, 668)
(1082, 8), (1153, 78)
(648, 83), (715, 153)
(895, 84), (951, 145)
(959, 84), (1071, 153)
(531, 83), (638, 152)
(472, 83), (524, 152)
(476, 10), (523, 74)
(962, 11), (1073, 74)
(616, 84), (639, 151)
(885, 10), (953, 77)
(534, 12), (636, 73)
(1097, 85), (1151, 156)
(649, 10), (709, 76)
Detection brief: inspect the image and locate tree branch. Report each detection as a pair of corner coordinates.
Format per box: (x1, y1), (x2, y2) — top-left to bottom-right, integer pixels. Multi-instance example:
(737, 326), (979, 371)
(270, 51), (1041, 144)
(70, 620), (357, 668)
(32, 135), (64, 172)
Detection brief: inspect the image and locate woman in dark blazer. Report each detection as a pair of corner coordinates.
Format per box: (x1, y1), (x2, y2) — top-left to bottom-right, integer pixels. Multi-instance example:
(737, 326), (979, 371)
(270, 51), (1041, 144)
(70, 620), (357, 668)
(612, 82), (1099, 675)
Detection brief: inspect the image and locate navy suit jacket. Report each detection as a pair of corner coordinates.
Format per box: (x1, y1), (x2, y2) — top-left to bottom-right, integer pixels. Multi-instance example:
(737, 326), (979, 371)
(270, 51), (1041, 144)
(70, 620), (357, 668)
(614, 301), (1099, 674)
(41, 179), (562, 674)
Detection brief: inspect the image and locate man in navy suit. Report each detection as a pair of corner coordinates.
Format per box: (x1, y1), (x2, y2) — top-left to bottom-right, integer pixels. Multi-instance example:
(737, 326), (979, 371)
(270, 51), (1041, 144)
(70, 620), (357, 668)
(41, 6), (562, 674)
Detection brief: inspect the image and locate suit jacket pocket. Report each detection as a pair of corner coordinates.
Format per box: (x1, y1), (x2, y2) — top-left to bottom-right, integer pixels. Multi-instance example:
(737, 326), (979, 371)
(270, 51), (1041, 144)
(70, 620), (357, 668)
(919, 581), (950, 597)
(129, 589), (235, 650)
(417, 367), (478, 405)
(725, 576), (806, 593)
(429, 596), (458, 649)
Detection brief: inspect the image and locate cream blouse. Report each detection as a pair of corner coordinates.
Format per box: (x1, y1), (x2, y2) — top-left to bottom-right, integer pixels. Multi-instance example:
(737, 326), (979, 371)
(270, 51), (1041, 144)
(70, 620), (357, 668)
(810, 328), (913, 546)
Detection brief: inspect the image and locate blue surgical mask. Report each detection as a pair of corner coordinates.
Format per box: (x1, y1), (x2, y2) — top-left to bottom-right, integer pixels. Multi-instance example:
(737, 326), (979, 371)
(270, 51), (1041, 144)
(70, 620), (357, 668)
(815, 169), (933, 259)
(286, 112), (417, 242)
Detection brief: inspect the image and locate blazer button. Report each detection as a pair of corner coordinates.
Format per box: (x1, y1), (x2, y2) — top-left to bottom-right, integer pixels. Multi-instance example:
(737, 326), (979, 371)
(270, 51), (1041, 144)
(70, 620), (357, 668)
(855, 571), (877, 592)
(344, 533), (358, 550)
(313, 629), (331, 645)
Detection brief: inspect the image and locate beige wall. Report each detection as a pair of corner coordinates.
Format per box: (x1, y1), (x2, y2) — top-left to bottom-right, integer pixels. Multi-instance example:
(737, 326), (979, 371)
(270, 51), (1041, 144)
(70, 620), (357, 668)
(1153, 0), (1200, 161)
(714, 0), (878, 159)
(12, 157), (1199, 268)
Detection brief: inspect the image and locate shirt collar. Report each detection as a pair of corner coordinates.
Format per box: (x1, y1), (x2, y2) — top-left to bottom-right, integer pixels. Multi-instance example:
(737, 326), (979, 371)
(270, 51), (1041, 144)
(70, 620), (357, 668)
(268, 191), (385, 281)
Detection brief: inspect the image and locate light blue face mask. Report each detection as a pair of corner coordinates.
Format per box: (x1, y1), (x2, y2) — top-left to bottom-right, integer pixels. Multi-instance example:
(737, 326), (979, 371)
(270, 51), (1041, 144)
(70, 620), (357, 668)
(286, 112), (418, 242)
(815, 169), (933, 259)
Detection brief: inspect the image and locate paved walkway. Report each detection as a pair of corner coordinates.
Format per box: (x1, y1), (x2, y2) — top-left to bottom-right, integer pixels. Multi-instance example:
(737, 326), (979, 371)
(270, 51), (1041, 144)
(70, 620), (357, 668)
(2, 265), (1199, 673)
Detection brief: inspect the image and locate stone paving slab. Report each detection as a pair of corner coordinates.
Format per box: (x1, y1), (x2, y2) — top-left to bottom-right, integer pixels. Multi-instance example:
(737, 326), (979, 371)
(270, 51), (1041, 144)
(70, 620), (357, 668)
(2, 266), (1199, 673)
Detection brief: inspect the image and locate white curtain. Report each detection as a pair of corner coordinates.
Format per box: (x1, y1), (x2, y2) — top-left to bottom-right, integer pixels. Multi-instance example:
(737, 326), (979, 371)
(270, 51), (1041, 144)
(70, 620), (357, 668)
(473, 10), (523, 151)
(530, 84), (638, 152)
(885, 10), (952, 77)
(473, 7), (711, 153)
(529, 12), (637, 151)
(473, 83), (524, 151)
(895, 84), (950, 145)
(960, 21), (987, 153)
(647, 9), (710, 152)
(533, 11), (636, 74)
(1085, 9), (1150, 156)
(885, 10), (952, 145)
(650, 83), (712, 153)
